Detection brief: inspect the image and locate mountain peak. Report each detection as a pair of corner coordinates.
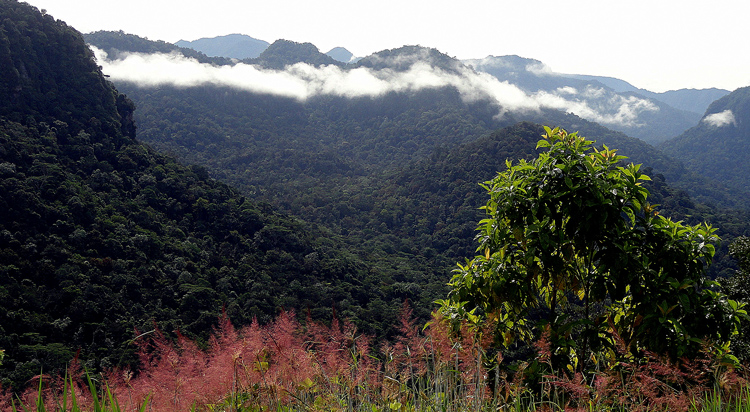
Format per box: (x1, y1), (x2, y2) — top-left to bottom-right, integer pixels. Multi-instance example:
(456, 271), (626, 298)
(175, 33), (269, 59)
(326, 46), (355, 63)
(251, 39), (342, 69)
(355, 45), (465, 73)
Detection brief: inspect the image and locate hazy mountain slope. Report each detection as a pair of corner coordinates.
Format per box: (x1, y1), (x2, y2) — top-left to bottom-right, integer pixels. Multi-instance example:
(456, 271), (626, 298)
(326, 46), (355, 63)
(0, 0), (421, 388)
(566, 74), (729, 114)
(639, 88), (730, 115)
(176, 33), (269, 59)
(465, 56), (700, 144)
(659, 86), (750, 196)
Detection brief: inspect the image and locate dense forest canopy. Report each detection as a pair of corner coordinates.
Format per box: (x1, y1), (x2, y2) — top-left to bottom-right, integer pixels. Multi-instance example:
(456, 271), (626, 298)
(0, 0), (434, 388)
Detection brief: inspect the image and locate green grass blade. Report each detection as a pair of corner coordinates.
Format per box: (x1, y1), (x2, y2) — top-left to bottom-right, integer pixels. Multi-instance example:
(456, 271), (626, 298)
(36, 371), (46, 412)
(138, 393), (151, 412)
(85, 371), (101, 411)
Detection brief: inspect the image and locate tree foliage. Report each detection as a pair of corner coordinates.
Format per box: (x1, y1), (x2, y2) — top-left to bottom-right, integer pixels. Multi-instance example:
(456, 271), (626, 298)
(721, 236), (750, 361)
(441, 127), (745, 373)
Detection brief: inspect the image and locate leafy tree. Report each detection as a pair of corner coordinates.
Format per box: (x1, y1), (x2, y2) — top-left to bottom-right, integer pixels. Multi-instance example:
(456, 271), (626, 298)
(721, 236), (750, 361)
(440, 126), (745, 373)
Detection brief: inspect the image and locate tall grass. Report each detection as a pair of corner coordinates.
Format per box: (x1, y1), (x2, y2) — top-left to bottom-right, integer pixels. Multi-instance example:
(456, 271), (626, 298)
(3, 305), (749, 411)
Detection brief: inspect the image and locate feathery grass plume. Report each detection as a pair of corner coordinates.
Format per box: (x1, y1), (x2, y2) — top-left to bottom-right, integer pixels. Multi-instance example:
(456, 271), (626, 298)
(127, 327), (210, 410)
(8, 309), (750, 411)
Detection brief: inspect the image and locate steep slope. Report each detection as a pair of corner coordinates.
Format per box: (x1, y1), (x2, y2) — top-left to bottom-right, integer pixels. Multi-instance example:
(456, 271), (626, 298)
(0, 9), (121, 134)
(176, 33), (269, 59)
(659, 87), (750, 196)
(0, 1), (416, 389)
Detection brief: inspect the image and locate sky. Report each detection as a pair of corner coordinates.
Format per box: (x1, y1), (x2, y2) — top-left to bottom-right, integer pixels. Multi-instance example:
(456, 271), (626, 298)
(23, 0), (750, 93)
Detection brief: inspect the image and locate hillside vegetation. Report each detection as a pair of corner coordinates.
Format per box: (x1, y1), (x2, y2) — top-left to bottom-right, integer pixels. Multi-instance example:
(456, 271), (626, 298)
(2, 3), (750, 409)
(0, 0), (431, 388)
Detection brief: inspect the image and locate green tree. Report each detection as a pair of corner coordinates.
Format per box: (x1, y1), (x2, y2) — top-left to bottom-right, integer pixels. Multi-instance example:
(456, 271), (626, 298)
(441, 126), (745, 373)
(721, 236), (750, 361)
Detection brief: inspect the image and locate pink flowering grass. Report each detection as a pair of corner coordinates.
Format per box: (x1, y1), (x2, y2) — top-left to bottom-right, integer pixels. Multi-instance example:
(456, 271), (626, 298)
(4, 306), (750, 411)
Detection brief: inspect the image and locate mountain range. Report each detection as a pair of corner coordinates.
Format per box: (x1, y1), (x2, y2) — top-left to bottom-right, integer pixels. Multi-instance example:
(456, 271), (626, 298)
(168, 34), (730, 144)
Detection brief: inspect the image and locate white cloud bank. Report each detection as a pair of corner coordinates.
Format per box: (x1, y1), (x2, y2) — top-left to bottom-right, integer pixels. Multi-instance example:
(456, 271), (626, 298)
(703, 110), (736, 127)
(92, 47), (658, 128)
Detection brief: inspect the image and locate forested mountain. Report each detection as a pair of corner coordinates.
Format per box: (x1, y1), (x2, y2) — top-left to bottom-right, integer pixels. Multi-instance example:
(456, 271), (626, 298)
(86, 32), (750, 270)
(175, 33), (269, 60)
(0, 0), (432, 389)
(354, 45), (466, 73)
(659, 86), (750, 195)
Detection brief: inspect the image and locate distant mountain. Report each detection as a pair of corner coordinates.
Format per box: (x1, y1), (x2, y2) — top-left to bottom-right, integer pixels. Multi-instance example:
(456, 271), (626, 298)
(659, 86), (750, 196)
(465, 55), (608, 92)
(464, 56), (701, 144)
(566, 73), (641, 94)
(247, 39), (342, 69)
(639, 88), (731, 115)
(564, 75), (729, 115)
(176, 33), (269, 59)
(326, 46), (356, 63)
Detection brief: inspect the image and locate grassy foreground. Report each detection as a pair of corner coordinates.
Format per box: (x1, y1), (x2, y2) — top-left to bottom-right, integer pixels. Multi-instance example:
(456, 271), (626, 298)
(3, 307), (749, 412)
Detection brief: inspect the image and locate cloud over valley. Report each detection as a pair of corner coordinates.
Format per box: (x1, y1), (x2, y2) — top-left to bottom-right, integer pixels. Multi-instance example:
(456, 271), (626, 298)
(93, 47), (659, 128)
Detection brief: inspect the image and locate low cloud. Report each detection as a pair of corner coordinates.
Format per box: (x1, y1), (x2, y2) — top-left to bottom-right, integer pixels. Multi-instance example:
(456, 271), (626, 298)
(703, 109), (736, 127)
(556, 86), (578, 95)
(92, 47), (659, 128)
(526, 62), (553, 76)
